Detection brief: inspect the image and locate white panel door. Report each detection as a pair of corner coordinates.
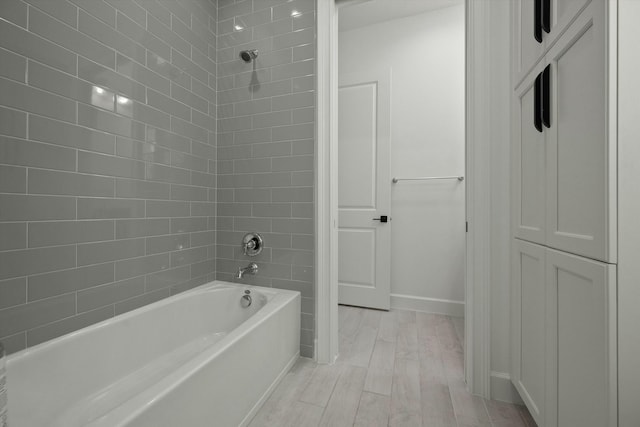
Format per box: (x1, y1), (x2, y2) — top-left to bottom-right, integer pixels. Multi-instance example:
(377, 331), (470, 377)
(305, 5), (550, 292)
(338, 70), (391, 310)
(545, 2), (610, 261)
(545, 248), (616, 427)
(511, 238), (546, 426)
(512, 64), (547, 245)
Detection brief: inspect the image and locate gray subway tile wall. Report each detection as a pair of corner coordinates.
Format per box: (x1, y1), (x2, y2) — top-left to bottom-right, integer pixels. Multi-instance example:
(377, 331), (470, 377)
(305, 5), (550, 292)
(215, 0), (315, 358)
(0, 0), (218, 354)
(0, 0), (316, 358)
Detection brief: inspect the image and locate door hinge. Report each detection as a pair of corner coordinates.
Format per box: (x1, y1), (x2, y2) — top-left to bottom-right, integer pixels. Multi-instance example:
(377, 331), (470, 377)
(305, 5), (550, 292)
(466, 222), (468, 233)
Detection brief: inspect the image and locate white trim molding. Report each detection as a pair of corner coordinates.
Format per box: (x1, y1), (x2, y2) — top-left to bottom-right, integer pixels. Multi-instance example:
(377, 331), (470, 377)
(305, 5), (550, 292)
(464, 0), (492, 398)
(315, 0), (339, 365)
(390, 294), (465, 317)
(490, 371), (524, 404)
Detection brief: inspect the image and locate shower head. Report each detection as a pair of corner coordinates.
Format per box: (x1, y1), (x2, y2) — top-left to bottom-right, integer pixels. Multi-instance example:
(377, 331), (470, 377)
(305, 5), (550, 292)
(239, 49), (258, 63)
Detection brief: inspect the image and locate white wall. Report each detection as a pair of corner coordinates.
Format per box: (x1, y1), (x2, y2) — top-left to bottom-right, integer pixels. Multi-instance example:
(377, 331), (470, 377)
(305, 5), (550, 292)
(339, 5), (466, 313)
(617, 1), (640, 424)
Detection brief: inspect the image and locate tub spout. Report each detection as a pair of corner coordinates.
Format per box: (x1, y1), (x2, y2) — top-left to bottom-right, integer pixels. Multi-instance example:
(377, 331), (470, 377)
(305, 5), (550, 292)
(236, 262), (258, 279)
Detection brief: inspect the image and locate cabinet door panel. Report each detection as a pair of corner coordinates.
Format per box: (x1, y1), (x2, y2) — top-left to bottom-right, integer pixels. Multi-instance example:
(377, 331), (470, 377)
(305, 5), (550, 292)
(546, 3), (610, 261)
(547, 0), (593, 46)
(511, 239), (546, 426)
(513, 70), (546, 244)
(513, 0), (546, 87)
(545, 249), (616, 427)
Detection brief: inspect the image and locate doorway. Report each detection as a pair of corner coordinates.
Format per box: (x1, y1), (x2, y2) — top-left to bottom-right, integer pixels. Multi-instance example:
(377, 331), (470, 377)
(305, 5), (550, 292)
(335, 1), (466, 316)
(316, 0), (501, 399)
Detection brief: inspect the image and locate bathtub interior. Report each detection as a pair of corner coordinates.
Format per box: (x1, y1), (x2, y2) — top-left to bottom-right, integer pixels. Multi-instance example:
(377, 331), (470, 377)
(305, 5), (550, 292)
(6, 282), (283, 427)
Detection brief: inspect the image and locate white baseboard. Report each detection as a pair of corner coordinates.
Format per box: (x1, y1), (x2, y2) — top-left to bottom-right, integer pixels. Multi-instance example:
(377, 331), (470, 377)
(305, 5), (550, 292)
(490, 371), (524, 404)
(390, 293), (465, 317)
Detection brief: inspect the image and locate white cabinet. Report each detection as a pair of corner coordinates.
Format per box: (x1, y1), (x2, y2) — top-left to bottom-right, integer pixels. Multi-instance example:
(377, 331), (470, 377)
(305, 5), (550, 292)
(513, 0), (593, 87)
(547, 0), (593, 47)
(511, 240), (617, 427)
(511, 239), (547, 426)
(512, 1), (614, 263)
(511, 1), (619, 425)
(512, 64), (547, 245)
(513, 0), (546, 84)
(546, 4), (611, 262)
(545, 248), (617, 427)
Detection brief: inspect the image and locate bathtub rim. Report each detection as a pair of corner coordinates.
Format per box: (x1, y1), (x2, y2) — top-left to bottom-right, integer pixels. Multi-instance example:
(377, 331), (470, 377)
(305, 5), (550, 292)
(6, 281), (297, 364)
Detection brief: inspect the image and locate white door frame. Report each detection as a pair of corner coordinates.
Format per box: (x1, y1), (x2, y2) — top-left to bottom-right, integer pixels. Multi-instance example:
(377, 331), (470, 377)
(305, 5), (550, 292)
(315, 0), (493, 397)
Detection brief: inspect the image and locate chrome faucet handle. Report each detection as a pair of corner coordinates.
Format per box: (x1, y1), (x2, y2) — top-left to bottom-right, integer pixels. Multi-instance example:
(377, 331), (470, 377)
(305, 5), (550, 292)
(241, 232), (263, 256)
(243, 240), (256, 255)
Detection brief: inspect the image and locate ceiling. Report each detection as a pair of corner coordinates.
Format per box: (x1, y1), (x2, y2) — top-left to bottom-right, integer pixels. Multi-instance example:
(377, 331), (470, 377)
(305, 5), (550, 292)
(338, 0), (464, 32)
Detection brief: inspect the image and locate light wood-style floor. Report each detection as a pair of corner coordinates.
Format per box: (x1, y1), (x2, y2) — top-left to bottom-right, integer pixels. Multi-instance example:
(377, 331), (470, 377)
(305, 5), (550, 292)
(249, 306), (536, 427)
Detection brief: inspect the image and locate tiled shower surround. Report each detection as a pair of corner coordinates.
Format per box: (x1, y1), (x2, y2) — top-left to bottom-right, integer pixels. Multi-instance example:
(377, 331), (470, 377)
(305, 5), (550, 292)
(215, 0), (315, 358)
(0, 0), (316, 358)
(0, 0), (219, 353)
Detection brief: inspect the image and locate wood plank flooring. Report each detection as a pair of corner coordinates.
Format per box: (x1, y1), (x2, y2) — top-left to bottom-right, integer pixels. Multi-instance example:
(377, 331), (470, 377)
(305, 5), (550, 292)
(249, 306), (537, 427)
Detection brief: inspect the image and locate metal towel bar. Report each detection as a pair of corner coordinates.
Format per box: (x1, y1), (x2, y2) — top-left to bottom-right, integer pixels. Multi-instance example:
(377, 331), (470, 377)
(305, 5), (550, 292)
(392, 176), (464, 183)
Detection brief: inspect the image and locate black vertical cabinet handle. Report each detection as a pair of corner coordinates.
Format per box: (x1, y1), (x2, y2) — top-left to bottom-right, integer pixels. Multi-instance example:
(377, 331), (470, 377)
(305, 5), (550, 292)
(534, 0), (543, 43)
(542, 65), (551, 128)
(542, 0), (551, 33)
(534, 72), (543, 132)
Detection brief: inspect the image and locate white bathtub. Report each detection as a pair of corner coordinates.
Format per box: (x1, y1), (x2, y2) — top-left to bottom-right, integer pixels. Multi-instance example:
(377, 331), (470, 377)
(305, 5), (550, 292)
(6, 281), (301, 427)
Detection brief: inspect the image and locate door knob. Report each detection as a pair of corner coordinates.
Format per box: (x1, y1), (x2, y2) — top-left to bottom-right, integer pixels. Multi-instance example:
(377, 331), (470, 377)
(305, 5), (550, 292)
(373, 216), (388, 223)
